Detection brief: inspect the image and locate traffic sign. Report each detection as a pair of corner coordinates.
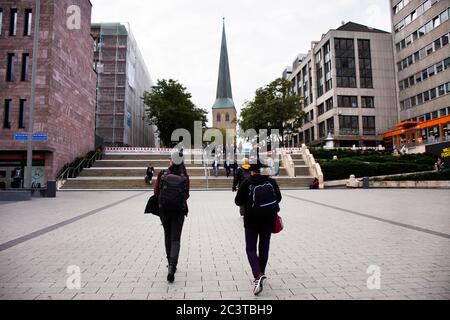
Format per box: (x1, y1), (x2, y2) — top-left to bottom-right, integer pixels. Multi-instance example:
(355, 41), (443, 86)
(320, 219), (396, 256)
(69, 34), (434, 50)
(15, 133), (28, 141)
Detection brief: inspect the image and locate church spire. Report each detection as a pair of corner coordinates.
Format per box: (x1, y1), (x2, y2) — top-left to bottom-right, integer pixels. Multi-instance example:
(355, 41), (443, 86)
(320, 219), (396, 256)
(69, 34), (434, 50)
(212, 19), (235, 110)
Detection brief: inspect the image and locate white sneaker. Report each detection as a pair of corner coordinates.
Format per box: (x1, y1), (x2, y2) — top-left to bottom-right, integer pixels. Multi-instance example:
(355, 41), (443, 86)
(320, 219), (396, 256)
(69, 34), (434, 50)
(253, 275), (267, 296)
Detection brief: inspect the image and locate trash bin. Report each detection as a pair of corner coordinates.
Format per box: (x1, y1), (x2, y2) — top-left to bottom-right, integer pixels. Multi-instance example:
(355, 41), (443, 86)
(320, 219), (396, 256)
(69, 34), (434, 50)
(362, 177), (369, 189)
(46, 181), (57, 198)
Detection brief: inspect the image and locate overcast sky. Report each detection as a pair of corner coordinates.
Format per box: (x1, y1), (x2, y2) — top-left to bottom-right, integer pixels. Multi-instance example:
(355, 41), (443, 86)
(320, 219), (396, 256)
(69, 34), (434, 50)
(91, 0), (392, 125)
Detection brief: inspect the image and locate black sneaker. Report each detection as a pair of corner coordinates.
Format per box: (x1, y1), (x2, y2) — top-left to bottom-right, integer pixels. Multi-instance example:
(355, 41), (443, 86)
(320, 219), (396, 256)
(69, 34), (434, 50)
(167, 265), (176, 283)
(252, 275), (267, 296)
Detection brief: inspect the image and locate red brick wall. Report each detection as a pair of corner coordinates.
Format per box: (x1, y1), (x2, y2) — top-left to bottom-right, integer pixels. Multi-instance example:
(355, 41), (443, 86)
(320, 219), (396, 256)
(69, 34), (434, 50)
(0, 0), (96, 182)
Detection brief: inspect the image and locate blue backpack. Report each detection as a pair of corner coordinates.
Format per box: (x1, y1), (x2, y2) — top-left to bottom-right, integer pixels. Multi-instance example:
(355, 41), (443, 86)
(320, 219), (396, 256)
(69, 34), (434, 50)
(249, 181), (279, 212)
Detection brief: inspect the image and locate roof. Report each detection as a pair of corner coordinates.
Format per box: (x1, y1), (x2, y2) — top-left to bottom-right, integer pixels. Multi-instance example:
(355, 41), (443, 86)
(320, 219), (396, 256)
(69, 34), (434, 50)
(336, 22), (390, 34)
(212, 20), (236, 110)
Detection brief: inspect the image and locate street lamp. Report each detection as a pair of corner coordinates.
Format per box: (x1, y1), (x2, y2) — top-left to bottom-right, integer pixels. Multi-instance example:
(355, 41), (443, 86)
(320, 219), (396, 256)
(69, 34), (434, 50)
(25, 0), (40, 190)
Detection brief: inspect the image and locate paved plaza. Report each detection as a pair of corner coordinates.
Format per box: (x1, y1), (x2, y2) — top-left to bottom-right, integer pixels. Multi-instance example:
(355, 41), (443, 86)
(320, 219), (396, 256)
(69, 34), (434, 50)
(0, 189), (449, 300)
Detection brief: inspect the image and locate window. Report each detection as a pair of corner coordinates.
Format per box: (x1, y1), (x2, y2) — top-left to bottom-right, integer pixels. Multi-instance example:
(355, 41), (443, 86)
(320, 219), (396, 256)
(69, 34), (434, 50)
(445, 57), (450, 69)
(335, 38), (356, 88)
(216, 113), (221, 122)
(363, 116), (376, 135)
(3, 99), (11, 129)
(19, 99), (26, 129)
(24, 9), (32, 37)
(326, 117), (334, 135)
(338, 96), (358, 108)
(358, 39), (373, 89)
(0, 9), (3, 36)
(438, 84), (445, 96)
(430, 88), (437, 100)
(21, 53), (29, 81)
(319, 122), (326, 138)
(6, 53), (14, 81)
(339, 115), (359, 135)
(361, 96), (374, 108)
(317, 103), (325, 116)
(9, 8), (17, 36)
(423, 90), (430, 102)
(325, 98), (333, 111)
(225, 113), (230, 122)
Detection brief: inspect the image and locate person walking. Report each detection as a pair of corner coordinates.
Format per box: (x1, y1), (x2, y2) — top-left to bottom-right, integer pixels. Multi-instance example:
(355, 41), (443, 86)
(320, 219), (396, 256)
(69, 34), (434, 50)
(234, 161), (282, 296)
(154, 154), (190, 283)
(232, 158), (251, 216)
(213, 157), (220, 177)
(224, 158), (232, 178)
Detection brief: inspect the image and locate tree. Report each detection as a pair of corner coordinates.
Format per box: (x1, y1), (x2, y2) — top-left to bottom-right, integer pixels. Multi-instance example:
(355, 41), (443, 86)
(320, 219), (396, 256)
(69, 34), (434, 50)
(143, 79), (208, 147)
(239, 78), (304, 147)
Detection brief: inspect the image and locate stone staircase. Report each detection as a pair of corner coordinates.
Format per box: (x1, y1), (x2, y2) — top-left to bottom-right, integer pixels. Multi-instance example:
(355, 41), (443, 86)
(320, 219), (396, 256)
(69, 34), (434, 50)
(60, 151), (313, 190)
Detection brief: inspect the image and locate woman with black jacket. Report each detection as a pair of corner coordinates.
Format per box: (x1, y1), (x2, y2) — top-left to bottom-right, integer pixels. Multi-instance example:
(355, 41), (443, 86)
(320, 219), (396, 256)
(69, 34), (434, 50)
(234, 161), (282, 296)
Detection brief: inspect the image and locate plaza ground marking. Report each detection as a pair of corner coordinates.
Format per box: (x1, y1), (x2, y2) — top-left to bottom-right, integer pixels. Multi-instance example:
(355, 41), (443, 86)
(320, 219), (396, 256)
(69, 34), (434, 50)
(283, 193), (450, 240)
(0, 191), (147, 252)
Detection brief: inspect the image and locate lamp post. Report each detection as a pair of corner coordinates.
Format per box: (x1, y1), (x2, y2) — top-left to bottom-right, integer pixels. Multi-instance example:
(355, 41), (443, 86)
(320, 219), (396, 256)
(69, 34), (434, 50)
(25, 0), (40, 189)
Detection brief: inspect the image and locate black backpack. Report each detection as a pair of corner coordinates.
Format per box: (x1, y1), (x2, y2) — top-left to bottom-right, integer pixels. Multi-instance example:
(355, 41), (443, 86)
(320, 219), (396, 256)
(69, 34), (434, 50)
(158, 170), (186, 212)
(249, 181), (279, 213)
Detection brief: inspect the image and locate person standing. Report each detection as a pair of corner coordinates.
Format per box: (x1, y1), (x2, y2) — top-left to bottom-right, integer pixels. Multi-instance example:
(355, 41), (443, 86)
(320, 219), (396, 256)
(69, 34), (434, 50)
(235, 161), (282, 296)
(154, 155), (190, 283)
(145, 163), (155, 184)
(232, 158), (251, 216)
(213, 157), (220, 177)
(224, 158), (232, 178)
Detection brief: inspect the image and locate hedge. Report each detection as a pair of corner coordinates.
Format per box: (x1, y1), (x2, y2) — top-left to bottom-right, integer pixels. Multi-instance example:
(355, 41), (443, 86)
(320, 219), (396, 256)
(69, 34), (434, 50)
(381, 170), (450, 181)
(319, 159), (434, 181)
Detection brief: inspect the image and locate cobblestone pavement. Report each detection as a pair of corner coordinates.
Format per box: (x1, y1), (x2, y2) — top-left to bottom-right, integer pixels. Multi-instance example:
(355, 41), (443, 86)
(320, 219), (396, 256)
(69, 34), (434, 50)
(0, 189), (449, 300)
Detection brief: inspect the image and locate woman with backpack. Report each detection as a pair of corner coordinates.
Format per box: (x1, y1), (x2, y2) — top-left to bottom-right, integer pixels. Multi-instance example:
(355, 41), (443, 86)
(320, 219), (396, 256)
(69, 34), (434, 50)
(234, 160), (282, 296)
(154, 154), (190, 283)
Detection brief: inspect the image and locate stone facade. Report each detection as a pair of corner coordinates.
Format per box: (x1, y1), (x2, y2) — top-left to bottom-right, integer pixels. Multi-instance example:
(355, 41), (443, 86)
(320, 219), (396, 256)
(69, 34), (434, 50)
(0, 0), (96, 186)
(285, 22), (398, 148)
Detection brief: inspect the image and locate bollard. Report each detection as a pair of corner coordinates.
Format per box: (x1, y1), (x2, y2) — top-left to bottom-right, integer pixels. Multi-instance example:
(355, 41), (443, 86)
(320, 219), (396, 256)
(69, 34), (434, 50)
(363, 177), (369, 189)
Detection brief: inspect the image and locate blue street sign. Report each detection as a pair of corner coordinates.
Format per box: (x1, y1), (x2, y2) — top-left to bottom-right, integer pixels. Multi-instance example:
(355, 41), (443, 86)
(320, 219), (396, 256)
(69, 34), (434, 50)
(15, 133), (28, 141)
(32, 134), (48, 141)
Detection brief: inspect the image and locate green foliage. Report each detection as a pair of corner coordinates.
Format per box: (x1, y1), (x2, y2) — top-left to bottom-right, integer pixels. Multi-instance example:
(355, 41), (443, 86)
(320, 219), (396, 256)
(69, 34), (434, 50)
(319, 159), (434, 181)
(143, 79), (208, 147)
(381, 170), (450, 181)
(239, 78), (304, 146)
(313, 149), (436, 181)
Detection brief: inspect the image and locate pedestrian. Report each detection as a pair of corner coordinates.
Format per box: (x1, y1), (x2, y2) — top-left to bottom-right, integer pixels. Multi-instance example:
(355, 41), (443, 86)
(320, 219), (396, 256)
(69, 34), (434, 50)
(234, 160), (282, 296)
(232, 158), (251, 216)
(213, 158), (220, 177)
(145, 163), (155, 184)
(154, 152), (190, 283)
(224, 158), (232, 178)
(309, 177), (320, 190)
(435, 156), (445, 171)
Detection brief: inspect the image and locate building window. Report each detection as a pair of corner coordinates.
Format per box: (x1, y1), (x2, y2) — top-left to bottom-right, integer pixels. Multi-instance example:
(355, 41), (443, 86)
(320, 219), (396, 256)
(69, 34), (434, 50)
(338, 96), (358, 108)
(363, 116), (376, 135)
(19, 99), (26, 129)
(21, 53), (29, 81)
(326, 117), (335, 135)
(0, 9), (3, 36)
(316, 51), (324, 98)
(361, 96), (374, 108)
(335, 38), (356, 88)
(24, 9), (32, 37)
(324, 41), (332, 92)
(6, 53), (15, 81)
(216, 113), (221, 122)
(358, 39), (373, 89)
(225, 113), (230, 122)
(339, 115), (359, 135)
(319, 122), (326, 138)
(9, 8), (17, 36)
(3, 99), (11, 129)
(317, 103), (325, 116)
(325, 97), (333, 111)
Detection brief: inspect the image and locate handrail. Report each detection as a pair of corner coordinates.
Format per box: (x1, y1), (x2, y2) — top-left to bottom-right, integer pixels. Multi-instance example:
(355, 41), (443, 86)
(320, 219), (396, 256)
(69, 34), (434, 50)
(203, 150), (209, 190)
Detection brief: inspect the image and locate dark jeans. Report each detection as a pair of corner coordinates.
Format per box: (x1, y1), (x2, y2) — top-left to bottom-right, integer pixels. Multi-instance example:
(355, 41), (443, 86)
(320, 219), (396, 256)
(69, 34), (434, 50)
(245, 226), (272, 279)
(160, 212), (185, 267)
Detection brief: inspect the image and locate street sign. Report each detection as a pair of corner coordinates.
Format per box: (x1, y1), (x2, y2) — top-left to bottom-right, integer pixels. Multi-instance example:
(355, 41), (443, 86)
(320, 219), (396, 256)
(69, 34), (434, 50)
(32, 133), (48, 141)
(15, 133), (29, 141)
(14, 133), (48, 141)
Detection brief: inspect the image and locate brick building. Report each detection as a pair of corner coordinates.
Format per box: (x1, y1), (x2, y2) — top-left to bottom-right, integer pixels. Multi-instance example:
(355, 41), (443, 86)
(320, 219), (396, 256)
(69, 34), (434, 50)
(0, 0), (96, 189)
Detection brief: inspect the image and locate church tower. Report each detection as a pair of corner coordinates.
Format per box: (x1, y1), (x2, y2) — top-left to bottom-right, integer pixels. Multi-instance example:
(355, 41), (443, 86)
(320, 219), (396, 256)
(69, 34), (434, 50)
(212, 19), (237, 133)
